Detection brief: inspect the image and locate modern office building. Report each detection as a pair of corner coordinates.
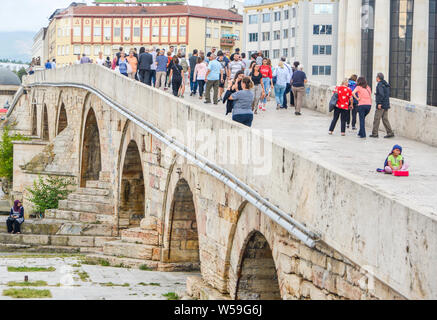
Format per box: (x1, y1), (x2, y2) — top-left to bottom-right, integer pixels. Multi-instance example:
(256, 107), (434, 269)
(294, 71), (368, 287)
(43, 3), (243, 66)
(337, 0), (437, 107)
(243, 0), (338, 85)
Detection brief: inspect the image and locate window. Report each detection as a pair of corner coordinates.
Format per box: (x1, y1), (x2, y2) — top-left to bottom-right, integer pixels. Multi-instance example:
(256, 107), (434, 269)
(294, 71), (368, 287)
(262, 32), (270, 41)
(313, 45), (332, 55)
(94, 46), (100, 56)
(274, 12), (281, 21)
(180, 26), (186, 37)
(236, 30), (240, 40)
(73, 45), (81, 55)
(114, 27), (121, 38)
(292, 8), (296, 17)
(284, 10), (289, 20)
(249, 33), (258, 42)
(291, 27), (295, 37)
(389, 0), (414, 101)
(283, 48), (288, 57)
(57, 28), (62, 37)
(273, 49), (280, 59)
(152, 26), (159, 37)
(314, 4), (333, 14)
(133, 27), (140, 37)
(94, 26), (101, 37)
(428, 0), (437, 106)
(313, 24), (333, 35)
(248, 15), (258, 24)
(124, 27), (131, 41)
(57, 46), (61, 56)
(83, 26), (91, 37)
(273, 30), (280, 40)
(283, 29), (288, 39)
(290, 47), (295, 57)
(170, 26), (177, 37)
(161, 26), (168, 37)
(65, 45), (70, 55)
(262, 13), (270, 23)
(84, 45), (91, 55)
(262, 50), (269, 58)
(104, 27), (111, 40)
(104, 45), (111, 55)
(312, 66), (331, 75)
(143, 27), (150, 38)
(214, 28), (219, 39)
(73, 26), (81, 37)
(206, 27), (211, 38)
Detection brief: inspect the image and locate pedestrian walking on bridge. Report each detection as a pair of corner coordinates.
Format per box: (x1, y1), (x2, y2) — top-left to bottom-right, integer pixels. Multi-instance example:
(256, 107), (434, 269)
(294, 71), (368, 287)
(329, 79), (353, 136)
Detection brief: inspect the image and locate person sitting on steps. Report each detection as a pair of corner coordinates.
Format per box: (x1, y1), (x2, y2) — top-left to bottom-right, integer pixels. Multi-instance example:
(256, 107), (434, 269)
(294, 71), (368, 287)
(6, 200), (24, 234)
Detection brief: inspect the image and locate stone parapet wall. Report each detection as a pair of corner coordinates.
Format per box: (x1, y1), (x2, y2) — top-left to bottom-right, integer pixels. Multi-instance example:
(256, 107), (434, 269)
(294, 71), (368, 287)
(304, 81), (437, 147)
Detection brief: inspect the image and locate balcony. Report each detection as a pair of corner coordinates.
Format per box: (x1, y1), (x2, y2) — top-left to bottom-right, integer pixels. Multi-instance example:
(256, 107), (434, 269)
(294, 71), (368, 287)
(220, 38), (236, 47)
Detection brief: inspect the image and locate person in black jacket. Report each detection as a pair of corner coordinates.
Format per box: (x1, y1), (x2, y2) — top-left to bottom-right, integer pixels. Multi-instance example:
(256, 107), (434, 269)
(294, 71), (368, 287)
(7, 200), (24, 234)
(370, 73), (395, 138)
(138, 47), (154, 86)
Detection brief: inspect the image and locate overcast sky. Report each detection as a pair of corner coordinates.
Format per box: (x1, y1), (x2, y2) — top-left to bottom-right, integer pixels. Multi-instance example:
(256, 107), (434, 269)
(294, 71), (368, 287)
(0, 0), (204, 33)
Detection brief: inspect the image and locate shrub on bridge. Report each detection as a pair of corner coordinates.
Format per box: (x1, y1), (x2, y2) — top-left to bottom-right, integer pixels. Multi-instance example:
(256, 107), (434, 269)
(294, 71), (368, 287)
(0, 124), (29, 181)
(26, 175), (76, 215)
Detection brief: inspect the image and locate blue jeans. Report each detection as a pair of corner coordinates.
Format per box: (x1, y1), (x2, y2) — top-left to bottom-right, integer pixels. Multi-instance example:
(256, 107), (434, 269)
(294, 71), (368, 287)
(358, 105), (371, 137)
(274, 84), (286, 106)
(262, 77), (271, 104)
(232, 113), (254, 127)
(190, 73), (198, 94)
(282, 83), (291, 108)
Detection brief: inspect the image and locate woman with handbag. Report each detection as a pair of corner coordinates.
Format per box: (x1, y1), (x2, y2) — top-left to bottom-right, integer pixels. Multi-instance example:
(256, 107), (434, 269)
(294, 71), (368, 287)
(329, 79), (353, 136)
(7, 200), (24, 234)
(352, 77), (373, 139)
(169, 57), (184, 97)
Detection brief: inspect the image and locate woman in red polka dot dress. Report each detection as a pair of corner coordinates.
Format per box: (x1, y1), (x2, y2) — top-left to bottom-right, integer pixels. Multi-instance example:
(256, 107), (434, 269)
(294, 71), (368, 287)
(329, 79), (354, 136)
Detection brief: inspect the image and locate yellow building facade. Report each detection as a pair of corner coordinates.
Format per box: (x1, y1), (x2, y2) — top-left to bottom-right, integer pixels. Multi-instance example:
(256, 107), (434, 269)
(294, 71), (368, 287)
(46, 5), (243, 66)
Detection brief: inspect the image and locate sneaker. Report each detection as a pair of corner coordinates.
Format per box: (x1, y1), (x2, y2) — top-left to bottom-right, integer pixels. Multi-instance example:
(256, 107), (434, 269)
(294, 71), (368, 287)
(199, 96), (203, 100)
(295, 112), (302, 116)
(259, 103), (263, 110)
(204, 101), (211, 104)
(262, 106), (266, 111)
(276, 104), (280, 110)
(352, 127), (357, 130)
(190, 92), (194, 97)
(384, 134), (395, 138)
(369, 134), (379, 138)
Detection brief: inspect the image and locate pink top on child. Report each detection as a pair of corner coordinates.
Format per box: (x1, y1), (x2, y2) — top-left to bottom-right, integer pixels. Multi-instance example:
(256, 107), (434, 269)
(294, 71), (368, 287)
(353, 86), (372, 106)
(194, 62), (208, 81)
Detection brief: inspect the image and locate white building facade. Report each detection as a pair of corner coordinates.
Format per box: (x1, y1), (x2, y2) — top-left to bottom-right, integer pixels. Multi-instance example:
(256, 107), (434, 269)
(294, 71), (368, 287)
(243, 0), (339, 85)
(337, 0), (437, 107)
(196, 0), (245, 13)
(31, 28), (47, 66)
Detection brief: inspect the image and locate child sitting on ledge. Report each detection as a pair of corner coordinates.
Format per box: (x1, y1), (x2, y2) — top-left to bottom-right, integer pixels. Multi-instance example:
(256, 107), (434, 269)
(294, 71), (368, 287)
(384, 144), (409, 174)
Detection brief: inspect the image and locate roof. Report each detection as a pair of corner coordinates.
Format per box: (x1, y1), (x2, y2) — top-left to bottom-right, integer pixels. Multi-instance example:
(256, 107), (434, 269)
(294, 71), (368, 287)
(55, 5), (243, 22)
(0, 68), (21, 86)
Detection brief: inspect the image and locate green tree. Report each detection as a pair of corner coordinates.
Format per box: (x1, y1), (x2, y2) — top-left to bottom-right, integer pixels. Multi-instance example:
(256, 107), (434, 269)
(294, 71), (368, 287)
(26, 176), (75, 215)
(0, 125), (28, 181)
(15, 68), (27, 82)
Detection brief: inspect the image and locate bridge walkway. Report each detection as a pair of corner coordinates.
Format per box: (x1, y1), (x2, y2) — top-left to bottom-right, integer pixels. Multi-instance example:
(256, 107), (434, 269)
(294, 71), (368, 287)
(184, 94), (437, 217)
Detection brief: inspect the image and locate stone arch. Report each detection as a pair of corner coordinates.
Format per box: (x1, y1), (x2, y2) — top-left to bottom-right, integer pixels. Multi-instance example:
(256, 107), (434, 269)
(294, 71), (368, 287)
(166, 178), (200, 264)
(80, 107), (102, 187)
(56, 103), (68, 135)
(228, 203), (283, 300)
(119, 139), (145, 229)
(42, 104), (49, 141)
(235, 231), (281, 300)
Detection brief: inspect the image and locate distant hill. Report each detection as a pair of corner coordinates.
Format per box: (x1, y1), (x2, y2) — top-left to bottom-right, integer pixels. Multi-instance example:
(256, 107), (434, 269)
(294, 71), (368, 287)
(0, 31), (35, 63)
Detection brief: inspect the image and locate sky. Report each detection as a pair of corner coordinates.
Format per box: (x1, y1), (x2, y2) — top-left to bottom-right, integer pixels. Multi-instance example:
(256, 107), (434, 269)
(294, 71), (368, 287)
(0, 0), (204, 32)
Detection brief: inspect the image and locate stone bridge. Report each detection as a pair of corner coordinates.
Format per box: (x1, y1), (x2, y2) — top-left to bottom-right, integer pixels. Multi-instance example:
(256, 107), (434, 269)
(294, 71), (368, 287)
(4, 64), (437, 300)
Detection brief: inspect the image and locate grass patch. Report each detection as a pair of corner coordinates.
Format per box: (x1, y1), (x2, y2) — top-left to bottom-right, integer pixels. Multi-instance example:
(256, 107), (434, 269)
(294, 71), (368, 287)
(113, 263), (131, 269)
(138, 282), (161, 287)
(81, 258), (110, 267)
(139, 264), (153, 271)
(162, 292), (180, 300)
(75, 270), (90, 282)
(7, 266), (56, 272)
(99, 282), (130, 287)
(3, 288), (52, 299)
(7, 280), (48, 287)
